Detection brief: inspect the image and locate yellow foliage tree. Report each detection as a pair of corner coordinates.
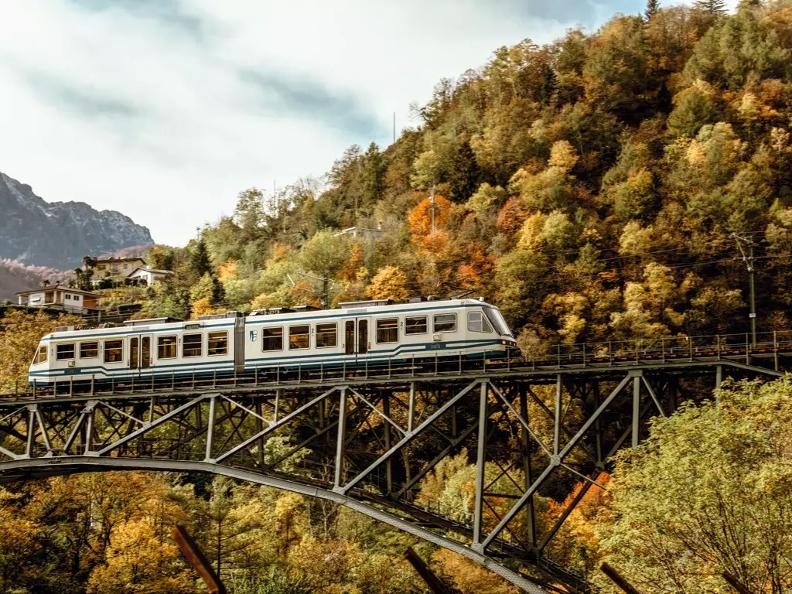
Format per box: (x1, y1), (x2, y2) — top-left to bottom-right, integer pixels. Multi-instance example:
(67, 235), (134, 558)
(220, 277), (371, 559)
(366, 266), (410, 301)
(217, 260), (238, 283)
(0, 310), (81, 393)
(433, 549), (518, 594)
(190, 297), (220, 319)
(87, 518), (193, 594)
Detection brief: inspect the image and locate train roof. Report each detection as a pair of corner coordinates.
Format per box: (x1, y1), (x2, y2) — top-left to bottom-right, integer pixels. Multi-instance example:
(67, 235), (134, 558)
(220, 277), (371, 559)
(40, 298), (499, 341)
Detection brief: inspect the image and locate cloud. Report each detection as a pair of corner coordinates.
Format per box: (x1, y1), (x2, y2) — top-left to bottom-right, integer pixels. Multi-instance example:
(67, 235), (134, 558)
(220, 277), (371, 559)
(240, 70), (384, 138)
(65, 0), (209, 40)
(12, 65), (142, 120)
(0, 0), (648, 247)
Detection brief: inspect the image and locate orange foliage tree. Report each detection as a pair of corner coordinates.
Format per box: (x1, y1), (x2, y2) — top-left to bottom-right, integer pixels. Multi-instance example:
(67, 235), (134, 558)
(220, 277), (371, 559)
(408, 194), (452, 248)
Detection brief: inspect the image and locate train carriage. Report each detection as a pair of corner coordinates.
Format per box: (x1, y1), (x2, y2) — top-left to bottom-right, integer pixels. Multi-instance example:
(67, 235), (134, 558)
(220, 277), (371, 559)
(27, 299), (516, 386)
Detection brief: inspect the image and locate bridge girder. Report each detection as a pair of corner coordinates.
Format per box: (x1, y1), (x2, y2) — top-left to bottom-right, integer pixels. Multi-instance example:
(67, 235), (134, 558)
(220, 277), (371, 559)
(0, 359), (785, 593)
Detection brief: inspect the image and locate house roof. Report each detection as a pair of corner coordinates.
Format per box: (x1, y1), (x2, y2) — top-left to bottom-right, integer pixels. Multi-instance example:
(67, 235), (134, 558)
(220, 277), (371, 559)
(91, 257), (146, 264)
(126, 267), (174, 277)
(16, 286), (99, 297)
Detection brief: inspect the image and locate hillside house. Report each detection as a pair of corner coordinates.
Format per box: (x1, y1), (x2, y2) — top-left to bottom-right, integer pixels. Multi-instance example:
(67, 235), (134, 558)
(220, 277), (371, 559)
(126, 266), (173, 287)
(82, 256), (146, 279)
(16, 285), (99, 314)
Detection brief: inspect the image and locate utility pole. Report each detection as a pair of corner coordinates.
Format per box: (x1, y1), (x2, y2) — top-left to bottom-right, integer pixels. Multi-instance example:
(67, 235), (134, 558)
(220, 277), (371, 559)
(429, 185), (436, 234)
(732, 233), (757, 347)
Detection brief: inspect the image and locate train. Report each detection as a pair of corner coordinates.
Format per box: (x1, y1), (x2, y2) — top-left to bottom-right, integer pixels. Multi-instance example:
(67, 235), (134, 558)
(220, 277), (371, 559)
(28, 298), (516, 386)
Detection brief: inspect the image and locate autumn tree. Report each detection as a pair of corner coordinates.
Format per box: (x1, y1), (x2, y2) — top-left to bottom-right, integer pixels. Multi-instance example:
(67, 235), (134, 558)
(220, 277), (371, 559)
(0, 310), (81, 393)
(366, 266), (410, 301)
(594, 377), (792, 592)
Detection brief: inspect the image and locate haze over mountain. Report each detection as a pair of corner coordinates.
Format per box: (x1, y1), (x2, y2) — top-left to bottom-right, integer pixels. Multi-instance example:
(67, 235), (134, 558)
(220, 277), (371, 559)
(0, 171), (153, 270)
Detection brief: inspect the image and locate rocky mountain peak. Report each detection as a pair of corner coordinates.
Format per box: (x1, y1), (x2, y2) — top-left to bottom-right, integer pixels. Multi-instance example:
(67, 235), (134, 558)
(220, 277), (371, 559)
(0, 171), (154, 270)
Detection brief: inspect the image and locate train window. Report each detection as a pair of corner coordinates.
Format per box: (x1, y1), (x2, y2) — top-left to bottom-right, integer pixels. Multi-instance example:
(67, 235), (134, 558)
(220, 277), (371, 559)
(433, 313), (457, 333)
(289, 325), (310, 350)
(484, 307), (513, 337)
(262, 327), (283, 351)
(104, 340), (123, 363)
(316, 323), (337, 348)
(208, 331), (228, 356)
(80, 342), (99, 358)
(183, 334), (202, 357)
(376, 318), (398, 343)
(405, 316), (427, 335)
(56, 343), (75, 360)
(467, 311), (493, 333)
(34, 345), (48, 364)
(158, 335), (177, 359)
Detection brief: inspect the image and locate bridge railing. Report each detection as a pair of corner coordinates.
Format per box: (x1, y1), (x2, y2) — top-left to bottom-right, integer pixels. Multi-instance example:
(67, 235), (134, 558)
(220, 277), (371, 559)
(537, 330), (792, 368)
(12, 330), (792, 400)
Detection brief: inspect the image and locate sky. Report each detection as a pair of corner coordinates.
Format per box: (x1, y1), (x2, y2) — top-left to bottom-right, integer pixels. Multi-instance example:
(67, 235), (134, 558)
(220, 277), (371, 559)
(0, 0), (682, 246)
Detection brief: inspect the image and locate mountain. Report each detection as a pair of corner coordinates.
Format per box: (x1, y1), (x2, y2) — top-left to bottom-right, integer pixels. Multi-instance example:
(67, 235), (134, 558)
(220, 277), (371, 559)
(0, 259), (67, 302)
(0, 171), (154, 269)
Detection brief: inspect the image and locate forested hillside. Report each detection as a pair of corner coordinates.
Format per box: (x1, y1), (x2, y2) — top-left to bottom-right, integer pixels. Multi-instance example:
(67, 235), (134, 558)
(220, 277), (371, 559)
(139, 1), (792, 352)
(2, 3), (792, 593)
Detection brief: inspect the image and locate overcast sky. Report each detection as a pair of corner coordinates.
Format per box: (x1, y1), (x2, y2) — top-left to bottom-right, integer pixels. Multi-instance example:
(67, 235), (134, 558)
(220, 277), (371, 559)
(1, 0), (698, 246)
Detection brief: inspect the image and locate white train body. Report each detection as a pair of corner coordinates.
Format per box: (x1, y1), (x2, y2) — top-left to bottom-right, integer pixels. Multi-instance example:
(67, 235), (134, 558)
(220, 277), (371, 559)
(28, 299), (515, 385)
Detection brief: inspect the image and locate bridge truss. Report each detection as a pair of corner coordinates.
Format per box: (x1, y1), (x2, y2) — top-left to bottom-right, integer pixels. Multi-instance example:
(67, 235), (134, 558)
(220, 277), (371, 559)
(0, 334), (789, 593)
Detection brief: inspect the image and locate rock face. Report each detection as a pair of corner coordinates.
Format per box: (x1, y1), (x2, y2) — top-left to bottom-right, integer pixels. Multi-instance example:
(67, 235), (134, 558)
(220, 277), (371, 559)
(0, 171), (154, 269)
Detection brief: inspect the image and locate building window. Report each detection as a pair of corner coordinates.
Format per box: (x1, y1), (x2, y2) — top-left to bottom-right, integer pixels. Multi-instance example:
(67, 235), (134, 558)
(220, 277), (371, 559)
(316, 323), (337, 348)
(208, 331), (228, 356)
(434, 313), (457, 333)
(262, 327), (282, 351)
(376, 318), (398, 343)
(289, 325), (310, 350)
(56, 343), (75, 360)
(158, 336), (177, 359)
(405, 316), (427, 335)
(80, 342), (99, 358)
(34, 345), (48, 364)
(467, 311), (493, 333)
(104, 340), (123, 363)
(183, 333), (202, 357)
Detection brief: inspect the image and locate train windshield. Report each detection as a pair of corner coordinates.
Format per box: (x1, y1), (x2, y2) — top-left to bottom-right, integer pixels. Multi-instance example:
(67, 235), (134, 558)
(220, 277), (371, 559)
(484, 307), (513, 337)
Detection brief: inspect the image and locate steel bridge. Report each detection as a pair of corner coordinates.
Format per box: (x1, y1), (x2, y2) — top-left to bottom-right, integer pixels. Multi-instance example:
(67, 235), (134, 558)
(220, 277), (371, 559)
(0, 332), (790, 593)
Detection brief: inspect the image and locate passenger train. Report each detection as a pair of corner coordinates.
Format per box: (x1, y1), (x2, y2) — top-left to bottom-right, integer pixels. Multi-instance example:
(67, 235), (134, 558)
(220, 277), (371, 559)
(28, 299), (516, 385)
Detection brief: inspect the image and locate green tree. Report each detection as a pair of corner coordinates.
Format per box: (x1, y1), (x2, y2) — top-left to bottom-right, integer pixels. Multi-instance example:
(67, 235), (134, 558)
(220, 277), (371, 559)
(190, 237), (213, 277)
(596, 377), (792, 592)
(694, 0), (726, 15)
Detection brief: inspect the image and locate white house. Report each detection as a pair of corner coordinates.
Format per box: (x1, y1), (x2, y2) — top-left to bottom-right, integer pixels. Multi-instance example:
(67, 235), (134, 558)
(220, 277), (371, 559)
(126, 266), (173, 287)
(16, 285), (100, 313)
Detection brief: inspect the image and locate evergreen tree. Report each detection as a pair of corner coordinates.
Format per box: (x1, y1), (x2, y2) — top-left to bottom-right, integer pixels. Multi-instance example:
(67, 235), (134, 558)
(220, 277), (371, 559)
(190, 238), (212, 278)
(644, 0), (659, 20)
(360, 142), (384, 208)
(694, 0), (727, 14)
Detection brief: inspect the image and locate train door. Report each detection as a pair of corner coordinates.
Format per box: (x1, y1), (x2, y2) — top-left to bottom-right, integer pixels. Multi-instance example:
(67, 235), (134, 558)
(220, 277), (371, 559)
(344, 318), (370, 358)
(141, 336), (152, 369)
(234, 316), (246, 373)
(130, 336), (139, 370)
(357, 319), (368, 355)
(129, 335), (152, 371)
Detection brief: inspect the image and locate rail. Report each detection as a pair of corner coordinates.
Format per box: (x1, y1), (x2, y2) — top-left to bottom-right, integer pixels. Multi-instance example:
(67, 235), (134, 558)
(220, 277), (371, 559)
(7, 330), (792, 400)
